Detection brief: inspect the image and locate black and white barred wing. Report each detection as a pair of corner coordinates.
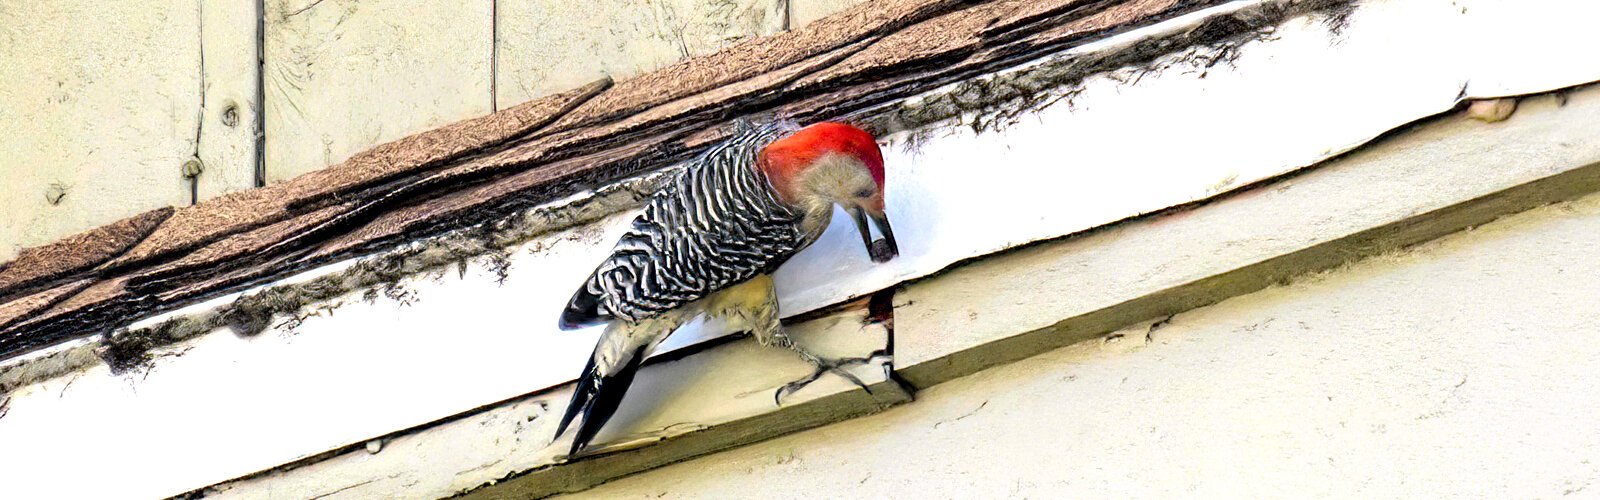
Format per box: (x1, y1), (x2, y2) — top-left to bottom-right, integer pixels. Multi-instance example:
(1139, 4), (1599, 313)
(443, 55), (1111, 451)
(559, 123), (807, 329)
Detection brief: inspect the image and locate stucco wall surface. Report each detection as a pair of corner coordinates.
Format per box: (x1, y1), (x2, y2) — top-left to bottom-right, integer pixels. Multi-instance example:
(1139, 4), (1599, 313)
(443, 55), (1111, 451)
(494, 0), (786, 107)
(262, 0), (496, 182)
(0, 1), (203, 261)
(564, 190), (1600, 499)
(267, 0), (855, 182)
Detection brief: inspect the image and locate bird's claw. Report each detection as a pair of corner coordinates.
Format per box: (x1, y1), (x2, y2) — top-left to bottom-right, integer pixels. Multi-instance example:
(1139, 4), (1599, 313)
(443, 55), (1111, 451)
(773, 351), (889, 406)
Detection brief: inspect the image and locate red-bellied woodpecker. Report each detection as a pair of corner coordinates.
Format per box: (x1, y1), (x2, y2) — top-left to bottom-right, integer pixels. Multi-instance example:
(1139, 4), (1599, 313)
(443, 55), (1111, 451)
(552, 120), (899, 456)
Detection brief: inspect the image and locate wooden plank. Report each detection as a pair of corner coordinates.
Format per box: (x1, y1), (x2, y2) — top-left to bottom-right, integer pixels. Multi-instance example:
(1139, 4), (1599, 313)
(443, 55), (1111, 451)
(262, 0), (495, 182)
(0, 1), (199, 262)
(197, 0), (266, 199)
(495, 0), (785, 108)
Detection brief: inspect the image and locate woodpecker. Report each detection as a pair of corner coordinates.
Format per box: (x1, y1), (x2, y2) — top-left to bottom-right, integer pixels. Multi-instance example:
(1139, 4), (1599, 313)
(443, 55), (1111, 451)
(552, 120), (899, 456)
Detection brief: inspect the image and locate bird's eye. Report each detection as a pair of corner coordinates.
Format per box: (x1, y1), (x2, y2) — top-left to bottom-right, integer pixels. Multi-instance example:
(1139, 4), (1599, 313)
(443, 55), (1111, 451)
(854, 188), (874, 198)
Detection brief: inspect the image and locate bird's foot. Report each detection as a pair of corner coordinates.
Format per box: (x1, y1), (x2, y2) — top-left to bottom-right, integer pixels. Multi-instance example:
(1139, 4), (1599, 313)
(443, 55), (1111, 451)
(773, 350), (889, 406)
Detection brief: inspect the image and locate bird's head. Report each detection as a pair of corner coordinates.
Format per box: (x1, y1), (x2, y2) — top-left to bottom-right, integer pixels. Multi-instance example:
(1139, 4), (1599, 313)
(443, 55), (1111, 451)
(759, 122), (898, 263)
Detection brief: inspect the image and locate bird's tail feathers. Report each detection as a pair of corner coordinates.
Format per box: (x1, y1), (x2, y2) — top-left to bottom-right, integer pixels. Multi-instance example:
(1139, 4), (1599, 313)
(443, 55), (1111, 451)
(554, 344), (649, 457)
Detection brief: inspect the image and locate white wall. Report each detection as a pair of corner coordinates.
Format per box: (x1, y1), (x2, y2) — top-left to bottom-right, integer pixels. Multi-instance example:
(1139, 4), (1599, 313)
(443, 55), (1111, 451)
(1, 1), (207, 261)
(262, 0), (495, 182)
(563, 180), (1600, 500)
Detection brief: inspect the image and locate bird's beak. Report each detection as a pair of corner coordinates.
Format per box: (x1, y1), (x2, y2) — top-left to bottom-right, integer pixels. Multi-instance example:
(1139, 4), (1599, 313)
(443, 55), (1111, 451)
(849, 206), (899, 263)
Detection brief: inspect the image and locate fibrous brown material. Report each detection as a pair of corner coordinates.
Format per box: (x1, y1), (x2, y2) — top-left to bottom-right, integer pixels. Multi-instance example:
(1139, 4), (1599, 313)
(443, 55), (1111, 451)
(0, 207), (171, 301)
(0, 279), (93, 331)
(549, 0), (970, 130)
(103, 78), (617, 274)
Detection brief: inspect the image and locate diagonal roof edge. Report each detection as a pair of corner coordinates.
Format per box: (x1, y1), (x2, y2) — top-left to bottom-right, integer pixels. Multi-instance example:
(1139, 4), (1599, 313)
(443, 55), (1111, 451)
(0, 0), (1319, 361)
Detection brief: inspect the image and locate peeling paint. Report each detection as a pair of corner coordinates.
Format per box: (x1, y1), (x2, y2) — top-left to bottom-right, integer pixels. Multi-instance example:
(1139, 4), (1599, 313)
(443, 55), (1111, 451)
(865, 0), (1359, 140)
(0, 169), (672, 393)
(129, 170), (671, 355)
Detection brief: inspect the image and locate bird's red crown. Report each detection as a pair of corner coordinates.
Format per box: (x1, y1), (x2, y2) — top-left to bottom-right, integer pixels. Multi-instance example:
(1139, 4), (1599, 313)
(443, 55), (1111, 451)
(758, 122), (885, 202)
